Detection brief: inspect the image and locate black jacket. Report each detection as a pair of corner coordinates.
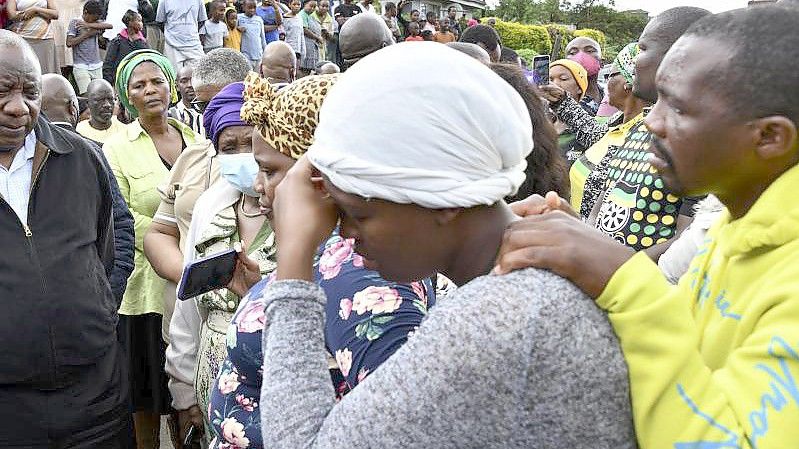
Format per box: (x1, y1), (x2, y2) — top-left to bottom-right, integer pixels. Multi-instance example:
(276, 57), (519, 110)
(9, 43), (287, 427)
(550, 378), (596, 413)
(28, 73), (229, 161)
(0, 117), (117, 388)
(51, 121), (135, 303)
(103, 34), (150, 86)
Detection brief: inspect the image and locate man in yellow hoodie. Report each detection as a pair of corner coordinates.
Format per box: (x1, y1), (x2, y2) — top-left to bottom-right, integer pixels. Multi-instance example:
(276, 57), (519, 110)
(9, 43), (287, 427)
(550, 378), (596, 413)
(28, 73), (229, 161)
(494, 5), (799, 448)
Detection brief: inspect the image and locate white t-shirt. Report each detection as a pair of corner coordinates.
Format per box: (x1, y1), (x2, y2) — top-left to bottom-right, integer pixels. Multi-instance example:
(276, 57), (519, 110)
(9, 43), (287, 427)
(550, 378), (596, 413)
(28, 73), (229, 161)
(103, 0), (139, 39)
(200, 19), (229, 50)
(357, 2), (377, 14)
(156, 0), (207, 50)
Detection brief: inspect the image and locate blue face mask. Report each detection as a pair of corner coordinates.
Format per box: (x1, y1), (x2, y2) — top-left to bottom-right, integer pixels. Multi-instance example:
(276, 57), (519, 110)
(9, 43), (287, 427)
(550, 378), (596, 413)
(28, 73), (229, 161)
(216, 153), (260, 197)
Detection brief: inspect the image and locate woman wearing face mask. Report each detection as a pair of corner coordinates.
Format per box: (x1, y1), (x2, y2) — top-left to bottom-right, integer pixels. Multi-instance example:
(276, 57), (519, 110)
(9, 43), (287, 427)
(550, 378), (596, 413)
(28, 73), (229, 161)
(565, 36), (603, 113)
(207, 72), (441, 448)
(165, 81), (278, 446)
(252, 43), (634, 447)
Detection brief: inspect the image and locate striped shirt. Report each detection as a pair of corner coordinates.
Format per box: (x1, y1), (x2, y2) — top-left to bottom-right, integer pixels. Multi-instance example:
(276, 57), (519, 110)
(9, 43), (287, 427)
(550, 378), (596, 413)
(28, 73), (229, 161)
(169, 101), (205, 137)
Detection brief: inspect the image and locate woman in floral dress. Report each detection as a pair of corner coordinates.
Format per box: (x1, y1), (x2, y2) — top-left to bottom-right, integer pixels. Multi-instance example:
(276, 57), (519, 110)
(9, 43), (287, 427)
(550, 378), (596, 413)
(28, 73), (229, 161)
(206, 73), (436, 448)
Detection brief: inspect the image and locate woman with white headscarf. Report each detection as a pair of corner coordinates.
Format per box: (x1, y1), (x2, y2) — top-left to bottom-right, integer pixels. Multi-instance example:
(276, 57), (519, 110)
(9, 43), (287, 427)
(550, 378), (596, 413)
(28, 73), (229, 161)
(252, 43), (636, 448)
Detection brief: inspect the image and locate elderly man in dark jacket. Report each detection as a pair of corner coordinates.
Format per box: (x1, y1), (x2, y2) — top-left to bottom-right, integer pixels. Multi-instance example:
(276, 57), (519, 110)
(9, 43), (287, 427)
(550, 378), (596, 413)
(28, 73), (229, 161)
(0, 30), (131, 448)
(40, 73), (135, 303)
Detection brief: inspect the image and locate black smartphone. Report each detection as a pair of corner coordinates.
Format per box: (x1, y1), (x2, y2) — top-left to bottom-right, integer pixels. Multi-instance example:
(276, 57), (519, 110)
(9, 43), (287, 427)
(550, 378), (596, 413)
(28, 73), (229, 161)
(177, 248), (239, 301)
(532, 54), (550, 86)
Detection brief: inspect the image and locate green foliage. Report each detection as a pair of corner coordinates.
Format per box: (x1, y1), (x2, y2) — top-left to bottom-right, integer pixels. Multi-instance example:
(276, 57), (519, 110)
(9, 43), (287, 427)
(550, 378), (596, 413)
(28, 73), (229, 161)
(515, 48), (538, 66)
(492, 0), (648, 63)
(484, 18), (552, 55)
(495, 0), (568, 24)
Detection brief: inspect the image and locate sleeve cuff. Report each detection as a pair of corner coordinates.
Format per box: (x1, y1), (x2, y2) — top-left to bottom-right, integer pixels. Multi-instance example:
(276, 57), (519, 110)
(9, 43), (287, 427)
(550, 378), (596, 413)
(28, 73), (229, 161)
(152, 212), (177, 226)
(596, 251), (674, 313)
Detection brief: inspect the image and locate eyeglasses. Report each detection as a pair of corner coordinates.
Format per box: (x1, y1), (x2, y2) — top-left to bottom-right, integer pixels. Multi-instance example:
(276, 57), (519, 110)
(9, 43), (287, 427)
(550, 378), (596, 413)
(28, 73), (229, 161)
(190, 98), (210, 114)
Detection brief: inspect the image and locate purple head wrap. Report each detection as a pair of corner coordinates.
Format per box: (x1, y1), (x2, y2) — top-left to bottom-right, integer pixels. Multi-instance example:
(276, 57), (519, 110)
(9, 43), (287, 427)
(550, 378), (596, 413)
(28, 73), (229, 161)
(203, 82), (248, 147)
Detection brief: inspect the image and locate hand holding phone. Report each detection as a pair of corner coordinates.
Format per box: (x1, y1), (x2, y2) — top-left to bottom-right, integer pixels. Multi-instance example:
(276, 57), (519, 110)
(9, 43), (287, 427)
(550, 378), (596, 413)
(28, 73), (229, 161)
(177, 248), (240, 301)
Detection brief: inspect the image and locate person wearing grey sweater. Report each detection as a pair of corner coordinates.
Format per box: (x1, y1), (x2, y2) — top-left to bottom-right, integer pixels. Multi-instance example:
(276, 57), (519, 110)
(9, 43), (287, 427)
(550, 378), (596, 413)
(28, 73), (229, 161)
(253, 43), (637, 448)
(259, 269), (636, 448)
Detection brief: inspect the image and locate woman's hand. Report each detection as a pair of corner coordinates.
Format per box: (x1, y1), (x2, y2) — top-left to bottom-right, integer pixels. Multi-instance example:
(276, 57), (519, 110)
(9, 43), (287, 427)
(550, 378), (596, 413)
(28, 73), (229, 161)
(273, 156), (338, 281)
(228, 243), (263, 297)
(493, 211), (634, 298)
(19, 8), (36, 20)
(539, 84), (567, 105)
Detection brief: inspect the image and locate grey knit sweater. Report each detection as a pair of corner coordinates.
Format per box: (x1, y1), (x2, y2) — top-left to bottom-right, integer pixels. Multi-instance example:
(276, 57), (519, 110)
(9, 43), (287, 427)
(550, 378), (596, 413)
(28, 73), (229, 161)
(260, 268), (636, 448)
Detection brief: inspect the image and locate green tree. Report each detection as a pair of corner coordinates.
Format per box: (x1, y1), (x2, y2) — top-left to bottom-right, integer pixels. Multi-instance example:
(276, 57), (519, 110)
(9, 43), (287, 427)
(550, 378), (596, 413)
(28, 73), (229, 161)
(493, 0), (648, 61)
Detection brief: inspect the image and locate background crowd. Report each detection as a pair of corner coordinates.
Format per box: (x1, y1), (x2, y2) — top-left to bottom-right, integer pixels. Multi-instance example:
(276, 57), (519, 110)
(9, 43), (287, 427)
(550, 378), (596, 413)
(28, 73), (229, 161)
(1, 0), (799, 449)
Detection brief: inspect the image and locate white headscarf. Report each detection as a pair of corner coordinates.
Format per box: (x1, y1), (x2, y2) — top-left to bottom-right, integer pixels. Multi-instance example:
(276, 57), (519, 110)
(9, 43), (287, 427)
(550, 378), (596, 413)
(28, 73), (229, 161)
(306, 42), (534, 209)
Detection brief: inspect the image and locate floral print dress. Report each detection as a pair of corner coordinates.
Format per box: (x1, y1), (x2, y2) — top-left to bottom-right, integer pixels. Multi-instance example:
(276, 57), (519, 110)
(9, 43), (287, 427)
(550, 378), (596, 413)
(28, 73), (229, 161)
(208, 231), (435, 448)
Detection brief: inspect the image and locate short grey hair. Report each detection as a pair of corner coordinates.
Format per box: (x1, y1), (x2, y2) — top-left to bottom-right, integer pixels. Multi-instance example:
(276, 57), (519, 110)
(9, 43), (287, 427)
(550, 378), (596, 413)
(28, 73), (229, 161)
(192, 48), (251, 89)
(0, 30), (41, 75)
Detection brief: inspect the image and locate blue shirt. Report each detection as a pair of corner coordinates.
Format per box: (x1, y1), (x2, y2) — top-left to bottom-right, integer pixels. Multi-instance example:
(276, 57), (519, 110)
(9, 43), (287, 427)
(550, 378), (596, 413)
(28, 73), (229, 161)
(255, 5), (280, 43)
(237, 13), (266, 61)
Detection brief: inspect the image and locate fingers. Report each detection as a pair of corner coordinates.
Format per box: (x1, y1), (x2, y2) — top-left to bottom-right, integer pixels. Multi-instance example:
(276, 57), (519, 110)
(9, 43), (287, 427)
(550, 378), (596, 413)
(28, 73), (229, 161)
(545, 191), (560, 209)
(493, 245), (559, 276)
(496, 211), (586, 274)
(509, 194), (547, 217)
(236, 243), (259, 269)
(544, 191), (580, 218)
(539, 85), (565, 103)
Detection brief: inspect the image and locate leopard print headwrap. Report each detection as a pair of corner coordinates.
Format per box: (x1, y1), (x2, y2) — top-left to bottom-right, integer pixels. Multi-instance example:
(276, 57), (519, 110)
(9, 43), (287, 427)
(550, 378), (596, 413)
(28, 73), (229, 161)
(241, 72), (340, 160)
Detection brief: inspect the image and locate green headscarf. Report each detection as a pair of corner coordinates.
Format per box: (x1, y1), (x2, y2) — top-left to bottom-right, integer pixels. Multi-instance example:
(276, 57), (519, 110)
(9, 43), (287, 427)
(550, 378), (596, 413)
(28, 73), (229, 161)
(612, 42), (639, 85)
(114, 49), (178, 118)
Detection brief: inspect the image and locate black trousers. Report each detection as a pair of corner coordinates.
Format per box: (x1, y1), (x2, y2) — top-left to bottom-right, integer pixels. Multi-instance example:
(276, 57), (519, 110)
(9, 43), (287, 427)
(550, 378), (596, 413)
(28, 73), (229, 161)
(0, 342), (133, 448)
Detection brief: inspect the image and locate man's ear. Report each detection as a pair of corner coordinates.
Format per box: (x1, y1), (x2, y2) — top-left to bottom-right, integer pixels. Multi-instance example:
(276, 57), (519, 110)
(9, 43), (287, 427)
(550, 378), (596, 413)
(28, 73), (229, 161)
(752, 116), (798, 161)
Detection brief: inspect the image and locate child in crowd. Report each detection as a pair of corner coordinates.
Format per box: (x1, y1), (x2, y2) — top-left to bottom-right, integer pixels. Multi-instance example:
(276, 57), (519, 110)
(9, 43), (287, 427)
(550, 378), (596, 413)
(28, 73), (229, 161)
(102, 9), (148, 86)
(238, 0), (267, 70)
(223, 6), (244, 51)
(282, 0), (305, 60)
(404, 21), (423, 41)
(432, 18), (456, 43)
(66, 0), (111, 95)
(201, 0), (229, 53)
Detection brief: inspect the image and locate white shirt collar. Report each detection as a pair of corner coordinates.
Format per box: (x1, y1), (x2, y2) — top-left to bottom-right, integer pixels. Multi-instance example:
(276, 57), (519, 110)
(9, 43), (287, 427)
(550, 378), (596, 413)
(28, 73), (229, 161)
(23, 130), (36, 160)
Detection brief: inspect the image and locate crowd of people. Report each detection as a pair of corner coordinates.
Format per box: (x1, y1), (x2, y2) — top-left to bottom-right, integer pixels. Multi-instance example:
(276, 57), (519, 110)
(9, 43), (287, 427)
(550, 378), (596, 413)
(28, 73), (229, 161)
(1, 0), (799, 448)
